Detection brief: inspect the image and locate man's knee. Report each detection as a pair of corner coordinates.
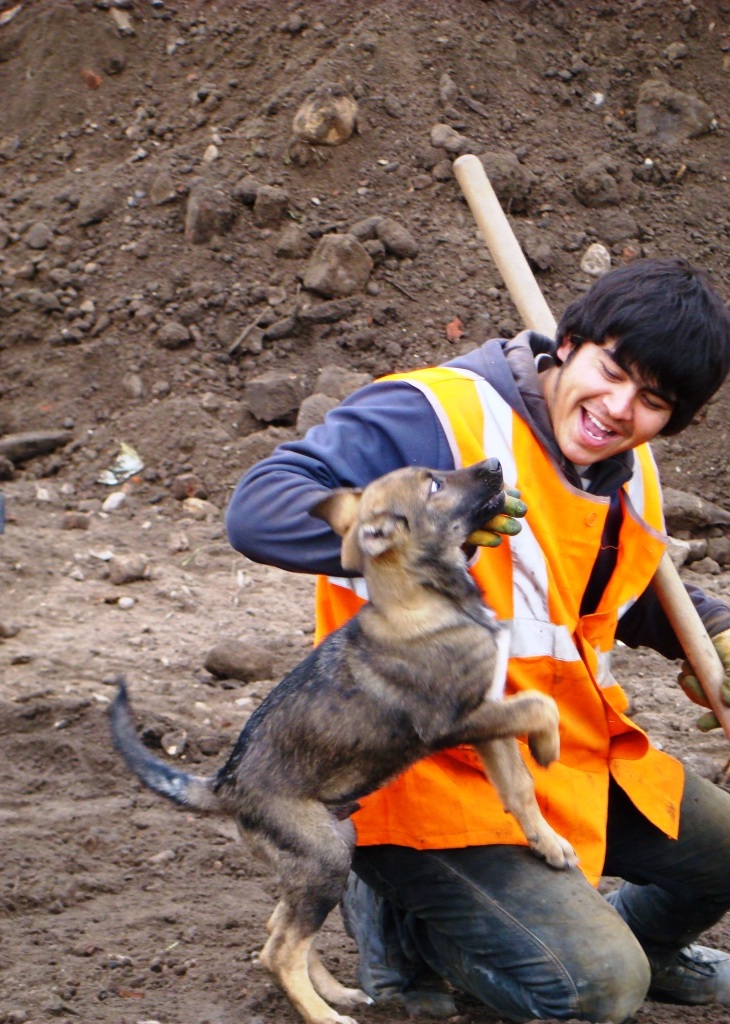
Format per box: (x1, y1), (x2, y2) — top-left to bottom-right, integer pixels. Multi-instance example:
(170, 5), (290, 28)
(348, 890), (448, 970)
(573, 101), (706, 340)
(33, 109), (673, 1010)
(573, 933), (651, 1023)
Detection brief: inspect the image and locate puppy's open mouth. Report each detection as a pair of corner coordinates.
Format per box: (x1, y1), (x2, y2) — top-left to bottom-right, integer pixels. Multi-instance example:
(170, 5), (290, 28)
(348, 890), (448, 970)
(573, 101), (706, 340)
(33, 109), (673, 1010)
(470, 490), (507, 530)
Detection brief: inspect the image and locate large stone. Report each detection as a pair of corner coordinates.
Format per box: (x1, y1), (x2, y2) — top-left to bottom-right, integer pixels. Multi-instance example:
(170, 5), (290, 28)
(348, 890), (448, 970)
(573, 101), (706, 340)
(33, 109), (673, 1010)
(476, 151), (535, 210)
(636, 78), (714, 145)
(301, 233), (373, 298)
(296, 393), (338, 434)
(376, 218), (419, 259)
(316, 364), (372, 400)
(292, 85), (358, 146)
(663, 487), (730, 533)
(204, 639), (275, 681)
(76, 186), (118, 226)
(574, 157), (620, 208)
(252, 185), (289, 228)
(185, 182), (235, 244)
(156, 321), (192, 349)
(246, 371), (306, 423)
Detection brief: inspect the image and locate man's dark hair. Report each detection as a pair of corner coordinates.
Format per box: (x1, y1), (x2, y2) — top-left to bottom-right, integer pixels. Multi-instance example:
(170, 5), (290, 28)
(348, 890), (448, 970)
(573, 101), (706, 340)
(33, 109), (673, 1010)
(556, 258), (730, 435)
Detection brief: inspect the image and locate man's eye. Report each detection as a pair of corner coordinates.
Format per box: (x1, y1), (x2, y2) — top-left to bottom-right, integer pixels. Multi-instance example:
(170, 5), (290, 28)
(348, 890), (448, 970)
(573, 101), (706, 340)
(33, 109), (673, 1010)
(429, 477), (443, 494)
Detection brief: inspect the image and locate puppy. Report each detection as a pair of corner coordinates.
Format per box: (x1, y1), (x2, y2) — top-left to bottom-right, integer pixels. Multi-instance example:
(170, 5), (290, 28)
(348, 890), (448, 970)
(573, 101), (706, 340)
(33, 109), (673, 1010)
(109, 458), (576, 1024)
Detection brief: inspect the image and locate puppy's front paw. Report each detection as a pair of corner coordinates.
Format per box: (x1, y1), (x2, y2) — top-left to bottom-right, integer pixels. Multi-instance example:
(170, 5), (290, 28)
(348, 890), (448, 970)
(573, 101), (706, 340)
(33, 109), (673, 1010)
(528, 728), (559, 767)
(531, 826), (578, 870)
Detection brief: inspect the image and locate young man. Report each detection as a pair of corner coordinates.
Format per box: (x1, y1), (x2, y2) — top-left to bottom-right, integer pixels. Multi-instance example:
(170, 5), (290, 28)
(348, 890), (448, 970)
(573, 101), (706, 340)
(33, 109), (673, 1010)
(226, 259), (730, 1022)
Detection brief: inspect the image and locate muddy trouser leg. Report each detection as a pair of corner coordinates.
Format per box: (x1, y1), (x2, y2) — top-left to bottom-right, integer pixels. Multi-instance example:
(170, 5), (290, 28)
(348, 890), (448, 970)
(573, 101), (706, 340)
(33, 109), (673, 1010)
(350, 842), (650, 1023)
(604, 770), (730, 969)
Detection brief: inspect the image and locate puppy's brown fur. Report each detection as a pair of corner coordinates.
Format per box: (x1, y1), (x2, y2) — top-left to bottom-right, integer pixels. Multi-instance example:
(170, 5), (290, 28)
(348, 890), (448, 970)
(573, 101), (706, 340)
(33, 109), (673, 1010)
(109, 458), (576, 1024)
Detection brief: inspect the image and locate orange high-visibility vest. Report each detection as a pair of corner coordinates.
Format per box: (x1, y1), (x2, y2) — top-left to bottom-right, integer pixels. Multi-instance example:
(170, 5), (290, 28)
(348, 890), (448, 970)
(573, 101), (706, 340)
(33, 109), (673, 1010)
(315, 366), (684, 885)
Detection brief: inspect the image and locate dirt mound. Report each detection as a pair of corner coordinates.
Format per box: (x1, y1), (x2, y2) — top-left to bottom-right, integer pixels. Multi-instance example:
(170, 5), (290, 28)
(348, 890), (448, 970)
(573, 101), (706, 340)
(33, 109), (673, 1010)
(2, 2), (730, 1022)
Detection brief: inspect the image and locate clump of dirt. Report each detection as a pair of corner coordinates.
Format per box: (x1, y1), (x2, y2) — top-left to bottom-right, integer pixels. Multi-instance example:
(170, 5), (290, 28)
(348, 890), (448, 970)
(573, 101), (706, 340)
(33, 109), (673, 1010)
(2, 3), (730, 1023)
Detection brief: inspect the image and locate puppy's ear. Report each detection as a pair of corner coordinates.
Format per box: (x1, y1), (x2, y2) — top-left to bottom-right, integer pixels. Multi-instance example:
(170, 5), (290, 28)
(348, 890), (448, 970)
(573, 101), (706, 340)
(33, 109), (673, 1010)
(341, 513), (402, 571)
(310, 489), (363, 537)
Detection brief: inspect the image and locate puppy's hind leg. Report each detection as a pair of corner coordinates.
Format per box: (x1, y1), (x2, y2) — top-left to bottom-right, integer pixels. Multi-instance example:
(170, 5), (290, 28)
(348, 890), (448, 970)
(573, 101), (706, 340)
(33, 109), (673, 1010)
(477, 738), (578, 870)
(262, 899), (360, 1024)
(260, 807), (362, 1024)
(308, 947), (373, 1010)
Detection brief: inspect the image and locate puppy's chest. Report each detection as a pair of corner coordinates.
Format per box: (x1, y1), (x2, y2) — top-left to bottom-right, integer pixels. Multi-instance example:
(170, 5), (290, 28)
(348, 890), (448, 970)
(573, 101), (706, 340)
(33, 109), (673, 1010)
(367, 621), (503, 728)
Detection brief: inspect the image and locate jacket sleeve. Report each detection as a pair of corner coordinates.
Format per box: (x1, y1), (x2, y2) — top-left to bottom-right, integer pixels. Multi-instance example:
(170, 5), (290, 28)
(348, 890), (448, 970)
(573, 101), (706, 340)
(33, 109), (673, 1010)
(617, 580), (730, 659)
(225, 381), (455, 577)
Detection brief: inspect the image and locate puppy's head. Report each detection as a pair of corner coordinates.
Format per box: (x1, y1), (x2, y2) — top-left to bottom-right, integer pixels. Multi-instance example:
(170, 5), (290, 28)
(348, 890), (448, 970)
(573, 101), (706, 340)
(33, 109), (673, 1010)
(312, 459), (506, 573)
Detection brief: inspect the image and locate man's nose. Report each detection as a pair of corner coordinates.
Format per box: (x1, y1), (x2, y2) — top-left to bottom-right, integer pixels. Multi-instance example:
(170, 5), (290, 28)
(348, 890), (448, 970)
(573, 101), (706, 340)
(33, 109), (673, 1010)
(604, 381), (637, 420)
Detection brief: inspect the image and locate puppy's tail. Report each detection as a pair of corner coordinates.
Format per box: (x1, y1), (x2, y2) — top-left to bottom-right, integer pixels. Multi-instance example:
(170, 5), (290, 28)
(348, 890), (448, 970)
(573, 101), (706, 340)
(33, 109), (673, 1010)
(109, 679), (223, 814)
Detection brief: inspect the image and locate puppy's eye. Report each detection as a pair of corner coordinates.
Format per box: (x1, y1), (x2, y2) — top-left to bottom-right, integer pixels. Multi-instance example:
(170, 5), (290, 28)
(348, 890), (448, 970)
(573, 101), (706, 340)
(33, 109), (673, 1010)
(429, 477), (443, 494)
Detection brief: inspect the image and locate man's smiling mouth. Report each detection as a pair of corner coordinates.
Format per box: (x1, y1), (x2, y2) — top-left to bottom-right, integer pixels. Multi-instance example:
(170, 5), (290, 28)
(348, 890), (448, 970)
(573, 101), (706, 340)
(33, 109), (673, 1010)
(583, 409), (616, 441)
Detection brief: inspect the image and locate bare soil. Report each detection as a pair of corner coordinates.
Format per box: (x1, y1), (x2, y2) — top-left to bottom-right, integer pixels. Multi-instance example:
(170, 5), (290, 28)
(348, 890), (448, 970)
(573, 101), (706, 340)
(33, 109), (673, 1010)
(2, 3), (730, 1023)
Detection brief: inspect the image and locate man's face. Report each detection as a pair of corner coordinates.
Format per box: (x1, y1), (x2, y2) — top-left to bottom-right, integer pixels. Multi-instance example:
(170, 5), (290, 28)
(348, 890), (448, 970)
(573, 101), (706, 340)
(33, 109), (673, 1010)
(544, 339), (674, 466)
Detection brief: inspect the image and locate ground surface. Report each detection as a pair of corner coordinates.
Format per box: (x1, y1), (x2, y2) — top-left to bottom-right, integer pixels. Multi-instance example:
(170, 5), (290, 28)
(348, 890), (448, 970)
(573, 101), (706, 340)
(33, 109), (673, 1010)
(2, 2), (730, 1023)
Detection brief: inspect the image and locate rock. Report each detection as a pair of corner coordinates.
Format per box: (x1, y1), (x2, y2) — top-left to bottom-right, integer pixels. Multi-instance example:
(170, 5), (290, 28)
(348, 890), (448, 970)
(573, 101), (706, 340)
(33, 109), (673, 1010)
(263, 315), (298, 341)
(663, 488), (730, 532)
(688, 555), (722, 576)
(232, 175), (260, 206)
(296, 393), (338, 434)
(76, 186), (117, 226)
(430, 123), (472, 155)
(375, 218), (419, 259)
(666, 536), (692, 570)
(291, 85), (358, 145)
(439, 73), (459, 106)
(184, 182), (235, 244)
(636, 78), (714, 145)
(476, 151), (535, 210)
(519, 226), (556, 272)
(109, 553), (148, 585)
(0, 430), (72, 464)
(181, 497), (220, 520)
(595, 210), (639, 246)
(246, 371), (306, 423)
(580, 242), (611, 277)
(101, 491), (127, 513)
(61, 511), (91, 530)
(204, 639), (275, 681)
(706, 536), (730, 567)
(301, 233), (373, 298)
(574, 157), (621, 208)
(274, 224), (313, 258)
(315, 364), (372, 400)
(252, 185), (289, 228)
(24, 222), (54, 250)
(297, 297), (360, 324)
(156, 321), (192, 349)
(171, 473), (208, 500)
(150, 171), (177, 205)
(232, 426), (297, 472)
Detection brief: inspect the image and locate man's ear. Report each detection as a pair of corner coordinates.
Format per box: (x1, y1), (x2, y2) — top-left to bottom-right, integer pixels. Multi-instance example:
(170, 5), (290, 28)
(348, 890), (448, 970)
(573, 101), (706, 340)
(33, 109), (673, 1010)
(310, 489), (363, 537)
(556, 335), (577, 363)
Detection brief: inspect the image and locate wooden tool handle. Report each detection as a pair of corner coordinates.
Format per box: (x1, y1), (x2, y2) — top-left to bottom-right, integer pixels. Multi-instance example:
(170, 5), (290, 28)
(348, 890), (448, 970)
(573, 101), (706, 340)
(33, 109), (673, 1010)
(453, 152), (730, 741)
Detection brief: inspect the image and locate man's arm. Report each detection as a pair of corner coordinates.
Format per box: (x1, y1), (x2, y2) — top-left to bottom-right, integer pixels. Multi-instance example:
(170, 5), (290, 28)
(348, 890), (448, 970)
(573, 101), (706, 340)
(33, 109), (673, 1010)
(616, 581), (730, 658)
(225, 381), (455, 576)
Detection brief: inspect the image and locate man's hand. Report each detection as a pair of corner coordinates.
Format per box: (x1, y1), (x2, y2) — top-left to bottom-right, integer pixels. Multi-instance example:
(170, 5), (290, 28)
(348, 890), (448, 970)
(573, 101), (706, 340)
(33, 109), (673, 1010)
(469, 490), (527, 548)
(677, 627), (730, 731)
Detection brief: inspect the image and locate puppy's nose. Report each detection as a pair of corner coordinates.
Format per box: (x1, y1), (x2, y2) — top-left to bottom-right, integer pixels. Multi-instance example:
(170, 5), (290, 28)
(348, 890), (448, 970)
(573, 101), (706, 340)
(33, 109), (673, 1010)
(476, 458), (502, 480)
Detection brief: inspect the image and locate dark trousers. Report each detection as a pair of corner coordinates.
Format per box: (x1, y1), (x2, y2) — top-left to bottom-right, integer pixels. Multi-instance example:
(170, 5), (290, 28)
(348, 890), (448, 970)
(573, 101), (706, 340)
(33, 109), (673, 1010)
(350, 771), (730, 1022)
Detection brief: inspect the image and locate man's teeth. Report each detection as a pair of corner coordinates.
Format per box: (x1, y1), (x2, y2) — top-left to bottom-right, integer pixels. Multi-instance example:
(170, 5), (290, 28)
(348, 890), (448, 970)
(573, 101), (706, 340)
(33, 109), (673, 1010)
(585, 410), (613, 439)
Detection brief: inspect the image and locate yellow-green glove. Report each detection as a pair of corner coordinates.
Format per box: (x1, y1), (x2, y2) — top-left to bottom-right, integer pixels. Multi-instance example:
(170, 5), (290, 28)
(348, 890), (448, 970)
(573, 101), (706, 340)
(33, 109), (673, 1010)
(469, 489), (527, 548)
(677, 627), (730, 731)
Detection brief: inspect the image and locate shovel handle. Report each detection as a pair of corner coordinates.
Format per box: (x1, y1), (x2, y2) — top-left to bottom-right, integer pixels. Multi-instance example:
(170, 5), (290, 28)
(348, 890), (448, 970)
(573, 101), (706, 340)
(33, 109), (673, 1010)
(453, 152), (730, 742)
